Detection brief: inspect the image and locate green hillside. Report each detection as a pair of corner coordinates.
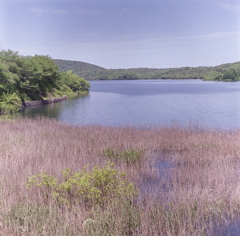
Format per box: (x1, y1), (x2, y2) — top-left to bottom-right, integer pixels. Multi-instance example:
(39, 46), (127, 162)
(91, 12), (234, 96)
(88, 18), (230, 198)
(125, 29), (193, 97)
(55, 59), (106, 73)
(54, 59), (240, 81)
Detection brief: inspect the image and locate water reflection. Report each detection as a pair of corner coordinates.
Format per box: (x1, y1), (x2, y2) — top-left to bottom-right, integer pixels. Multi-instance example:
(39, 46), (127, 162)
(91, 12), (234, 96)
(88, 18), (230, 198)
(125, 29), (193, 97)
(20, 94), (89, 120)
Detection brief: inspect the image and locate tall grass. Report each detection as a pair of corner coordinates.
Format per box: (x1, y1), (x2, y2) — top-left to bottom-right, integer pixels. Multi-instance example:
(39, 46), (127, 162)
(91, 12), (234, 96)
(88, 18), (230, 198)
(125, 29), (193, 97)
(0, 117), (240, 235)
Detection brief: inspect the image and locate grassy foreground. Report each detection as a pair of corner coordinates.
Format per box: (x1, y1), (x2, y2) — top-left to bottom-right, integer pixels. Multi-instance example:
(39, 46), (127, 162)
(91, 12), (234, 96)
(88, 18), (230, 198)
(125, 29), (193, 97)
(1, 117), (240, 235)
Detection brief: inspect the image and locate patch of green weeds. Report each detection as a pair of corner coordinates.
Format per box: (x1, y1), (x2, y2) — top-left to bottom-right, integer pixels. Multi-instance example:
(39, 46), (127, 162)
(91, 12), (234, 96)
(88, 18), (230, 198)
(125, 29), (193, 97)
(27, 162), (136, 208)
(103, 148), (142, 165)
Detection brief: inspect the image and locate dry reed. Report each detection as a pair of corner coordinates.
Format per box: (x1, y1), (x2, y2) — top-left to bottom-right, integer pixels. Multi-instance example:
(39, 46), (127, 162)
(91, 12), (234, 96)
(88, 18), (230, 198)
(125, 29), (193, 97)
(0, 117), (240, 235)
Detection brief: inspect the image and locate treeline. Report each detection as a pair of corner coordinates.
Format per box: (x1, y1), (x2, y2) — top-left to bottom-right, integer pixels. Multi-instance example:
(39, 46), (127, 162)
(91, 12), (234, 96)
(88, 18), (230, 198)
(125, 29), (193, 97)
(204, 63), (240, 81)
(55, 59), (240, 81)
(0, 50), (90, 114)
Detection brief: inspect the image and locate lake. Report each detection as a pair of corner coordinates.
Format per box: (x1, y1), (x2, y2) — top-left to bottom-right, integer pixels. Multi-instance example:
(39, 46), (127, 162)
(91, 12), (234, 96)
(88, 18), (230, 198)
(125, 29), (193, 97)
(20, 79), (240, 129)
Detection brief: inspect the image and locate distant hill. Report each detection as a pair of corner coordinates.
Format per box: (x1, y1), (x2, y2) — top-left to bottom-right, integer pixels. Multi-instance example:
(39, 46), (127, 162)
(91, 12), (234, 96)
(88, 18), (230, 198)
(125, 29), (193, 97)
(55, 59), (106, 73)
(214, 61), (240, 70)
(54, 59), (240, 81)
(54, 59), (108, 81)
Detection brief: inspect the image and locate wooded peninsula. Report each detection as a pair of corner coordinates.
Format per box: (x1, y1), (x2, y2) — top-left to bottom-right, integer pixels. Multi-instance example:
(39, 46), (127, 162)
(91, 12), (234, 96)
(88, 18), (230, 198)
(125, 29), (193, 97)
(0, 50), (90, 114)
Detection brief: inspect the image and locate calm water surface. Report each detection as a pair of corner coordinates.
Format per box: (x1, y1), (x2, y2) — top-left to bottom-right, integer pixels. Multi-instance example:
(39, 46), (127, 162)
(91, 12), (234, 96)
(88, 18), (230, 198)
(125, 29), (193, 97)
(20, 80), (240, 129)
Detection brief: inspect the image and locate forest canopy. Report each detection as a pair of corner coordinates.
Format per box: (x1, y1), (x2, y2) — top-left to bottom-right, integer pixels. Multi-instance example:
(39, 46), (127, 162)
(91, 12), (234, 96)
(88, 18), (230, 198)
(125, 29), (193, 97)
(0, 50), (90, 114)
(55, 59), (240, 82)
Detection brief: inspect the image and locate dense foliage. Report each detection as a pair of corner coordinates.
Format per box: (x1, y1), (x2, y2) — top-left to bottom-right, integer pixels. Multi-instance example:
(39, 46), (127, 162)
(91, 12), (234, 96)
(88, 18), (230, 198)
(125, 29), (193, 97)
(55, 59), (240, 81)
(204, 63), (240, 81)
(0, 50), (90, 114)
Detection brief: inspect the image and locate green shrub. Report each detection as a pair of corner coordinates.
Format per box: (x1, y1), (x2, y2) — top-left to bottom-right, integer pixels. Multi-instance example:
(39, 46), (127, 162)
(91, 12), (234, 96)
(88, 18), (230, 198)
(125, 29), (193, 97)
(103, 148), (142, 165)
(0, 92), (22, 114)
(27, 162), (136, 208)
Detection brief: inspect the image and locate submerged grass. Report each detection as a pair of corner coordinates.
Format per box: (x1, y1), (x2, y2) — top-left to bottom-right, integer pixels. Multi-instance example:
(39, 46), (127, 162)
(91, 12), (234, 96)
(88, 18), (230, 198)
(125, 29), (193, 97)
(0, 117), (240, 235)
(103, 148), (142, 166)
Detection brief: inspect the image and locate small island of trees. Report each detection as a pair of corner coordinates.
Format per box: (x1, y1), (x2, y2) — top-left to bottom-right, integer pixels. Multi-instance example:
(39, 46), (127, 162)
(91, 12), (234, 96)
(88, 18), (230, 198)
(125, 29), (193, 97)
(0, 50), (90, 115)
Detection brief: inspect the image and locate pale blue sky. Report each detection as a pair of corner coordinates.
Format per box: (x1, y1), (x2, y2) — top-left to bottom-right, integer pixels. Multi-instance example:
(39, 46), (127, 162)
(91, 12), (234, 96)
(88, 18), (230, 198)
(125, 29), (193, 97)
(1, 0), (240, 69)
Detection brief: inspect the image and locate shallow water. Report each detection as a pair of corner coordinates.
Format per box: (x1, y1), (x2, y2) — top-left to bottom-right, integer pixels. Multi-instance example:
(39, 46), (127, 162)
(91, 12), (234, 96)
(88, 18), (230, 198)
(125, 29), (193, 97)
(139, 154), (174, 200)
(211, 220), (240, 236)
(140, 154), (240, 236)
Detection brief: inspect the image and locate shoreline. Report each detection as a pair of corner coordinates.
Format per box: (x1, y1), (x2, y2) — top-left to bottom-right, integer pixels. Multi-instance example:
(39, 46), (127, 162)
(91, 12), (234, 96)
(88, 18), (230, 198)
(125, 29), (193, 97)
(22, 95), (68, 109)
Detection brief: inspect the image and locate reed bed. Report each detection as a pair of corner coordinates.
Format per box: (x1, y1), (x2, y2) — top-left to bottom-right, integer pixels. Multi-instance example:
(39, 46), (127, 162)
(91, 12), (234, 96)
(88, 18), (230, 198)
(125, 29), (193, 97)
(0, 117), (240, 235)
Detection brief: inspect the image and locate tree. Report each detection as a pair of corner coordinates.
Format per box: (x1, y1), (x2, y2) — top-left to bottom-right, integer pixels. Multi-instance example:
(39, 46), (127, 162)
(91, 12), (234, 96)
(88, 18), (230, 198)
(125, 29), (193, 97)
(60, 70), (90, 92)
(21, 55), (61, 96)
(0, 49), (90, 114)
(222, 68), (238, 81)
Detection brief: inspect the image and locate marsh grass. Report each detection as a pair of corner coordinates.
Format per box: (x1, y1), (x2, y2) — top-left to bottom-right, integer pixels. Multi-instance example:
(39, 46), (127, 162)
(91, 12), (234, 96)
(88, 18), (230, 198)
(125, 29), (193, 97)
(0, 117), (240, 235)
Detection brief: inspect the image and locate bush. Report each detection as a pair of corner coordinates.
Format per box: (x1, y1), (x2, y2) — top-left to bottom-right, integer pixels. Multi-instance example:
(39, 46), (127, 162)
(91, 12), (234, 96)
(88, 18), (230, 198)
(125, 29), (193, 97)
(0, 92), (22, 114)
(26, 162), (136, 208)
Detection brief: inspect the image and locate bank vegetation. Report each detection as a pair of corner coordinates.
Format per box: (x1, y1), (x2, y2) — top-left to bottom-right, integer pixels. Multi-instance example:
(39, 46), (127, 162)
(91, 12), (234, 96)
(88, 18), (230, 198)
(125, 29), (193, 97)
(0, 50), (90, 114)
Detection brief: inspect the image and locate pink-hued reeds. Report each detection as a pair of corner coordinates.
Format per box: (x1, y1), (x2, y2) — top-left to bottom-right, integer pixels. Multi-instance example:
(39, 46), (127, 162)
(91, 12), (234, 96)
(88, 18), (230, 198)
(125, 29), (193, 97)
(0, 117), (240, 235)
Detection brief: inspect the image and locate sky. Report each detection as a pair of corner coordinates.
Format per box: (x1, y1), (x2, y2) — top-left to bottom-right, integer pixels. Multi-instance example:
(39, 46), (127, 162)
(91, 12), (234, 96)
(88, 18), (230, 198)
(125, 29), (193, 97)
(0, 0), (240, 69)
